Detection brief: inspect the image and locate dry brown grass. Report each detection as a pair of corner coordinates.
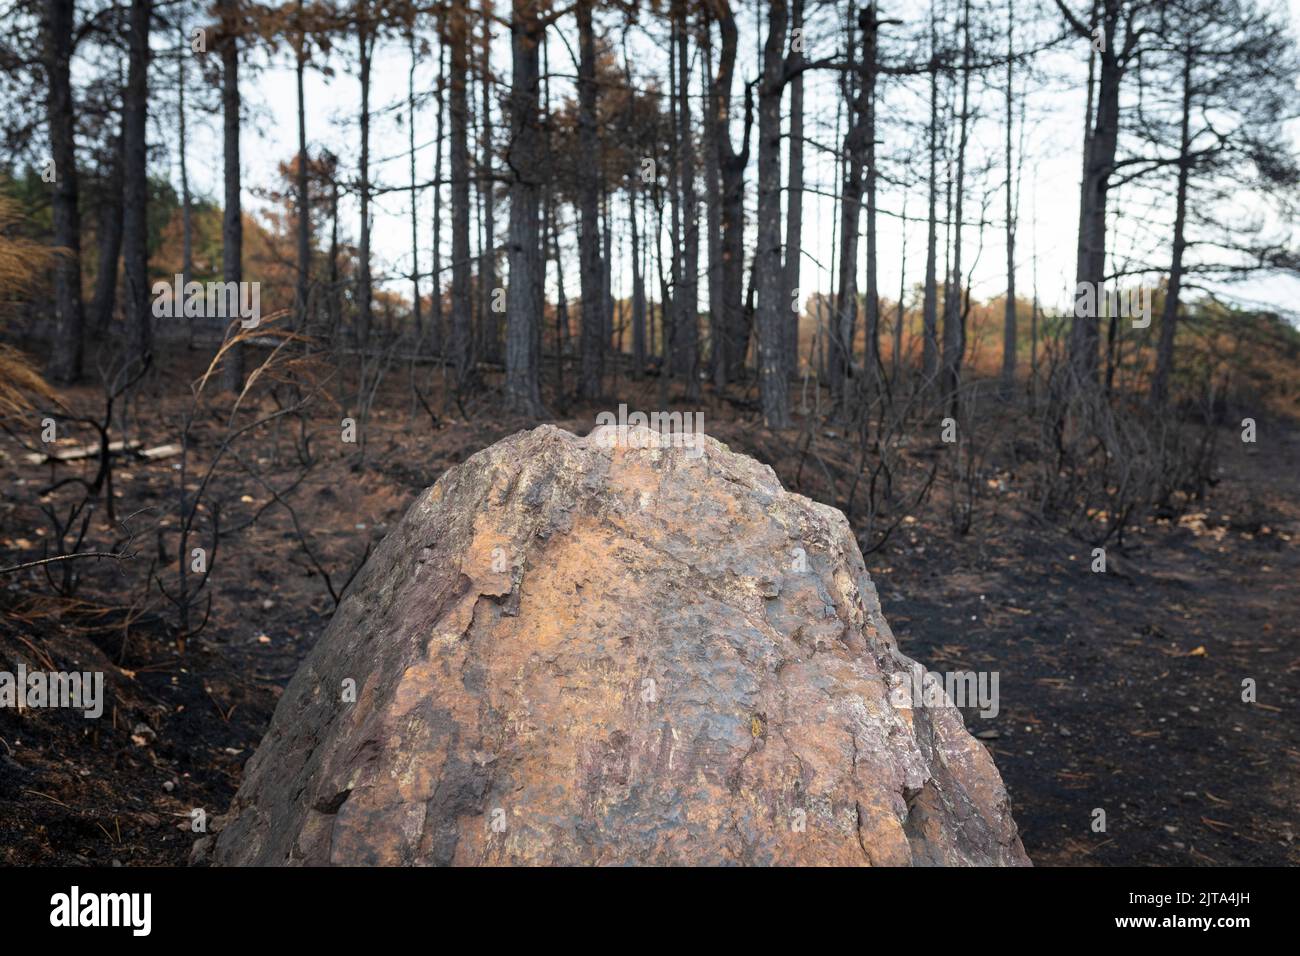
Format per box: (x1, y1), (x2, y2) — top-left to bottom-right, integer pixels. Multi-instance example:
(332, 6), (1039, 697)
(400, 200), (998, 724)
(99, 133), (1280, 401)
(0, 195), (54, 290)
(0, 196), (61, 419)
(0, 343), (60, 419)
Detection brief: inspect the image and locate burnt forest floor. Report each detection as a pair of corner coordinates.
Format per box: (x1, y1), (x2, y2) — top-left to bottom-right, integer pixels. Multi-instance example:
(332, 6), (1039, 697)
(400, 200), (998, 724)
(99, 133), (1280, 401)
(1, 347), (1296, 866)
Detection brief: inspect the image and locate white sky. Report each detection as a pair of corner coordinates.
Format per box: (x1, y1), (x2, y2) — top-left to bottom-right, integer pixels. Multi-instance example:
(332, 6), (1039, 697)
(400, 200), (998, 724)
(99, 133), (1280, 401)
(168, 0), (1300, 324)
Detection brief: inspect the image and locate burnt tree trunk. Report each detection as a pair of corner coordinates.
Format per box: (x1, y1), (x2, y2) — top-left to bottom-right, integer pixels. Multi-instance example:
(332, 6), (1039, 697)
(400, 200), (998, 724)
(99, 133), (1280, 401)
(1150, 44), (1194, 407)
(356, 9), (374, 355)
(782, 0), (804, 382)
(676, 1), (699, 399)
(630, 175), (647, 378)
(702, 13), (723, 386)
(43, 0), (84, 383)
(712, 1), (752, 388)
(832, 7), (881, 417)
(479, 15), (499, 364)
(921, 34), (941, 384)
(755, 0), (790, 427)
(447, 4), (475, 389)
(120, 0), (151, 369)
(90, 121), (124, 335)
(941, 0), (972, 413)
(1000, 0), (1017, 392)
(407, 28), (422, 343)
(1070, 1), (1128, 386)
(576, 0), (604, 399)
(328, 163), (340, 338)
(179, 48), (194, 346)
(861, 8), (881, 398)
(219, 0), (244, 392)
(430, 40), (446, 357)
(666, 18), (681, 383)
(504, 0), (546, 415)
(296, 2), (310, 335)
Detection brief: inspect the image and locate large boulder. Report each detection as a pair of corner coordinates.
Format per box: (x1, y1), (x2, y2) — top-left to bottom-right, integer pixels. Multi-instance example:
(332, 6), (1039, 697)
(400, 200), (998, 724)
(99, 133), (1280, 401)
(211, 424), (1029, 866)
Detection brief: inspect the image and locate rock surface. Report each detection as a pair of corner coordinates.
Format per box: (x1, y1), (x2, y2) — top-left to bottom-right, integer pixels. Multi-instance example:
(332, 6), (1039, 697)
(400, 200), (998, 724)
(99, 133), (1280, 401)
(211, 424), (1030, 866)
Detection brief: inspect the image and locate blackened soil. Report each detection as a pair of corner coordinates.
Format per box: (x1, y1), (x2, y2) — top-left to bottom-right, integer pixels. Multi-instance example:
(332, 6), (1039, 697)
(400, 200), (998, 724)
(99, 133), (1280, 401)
(2, 365), (1295, 865)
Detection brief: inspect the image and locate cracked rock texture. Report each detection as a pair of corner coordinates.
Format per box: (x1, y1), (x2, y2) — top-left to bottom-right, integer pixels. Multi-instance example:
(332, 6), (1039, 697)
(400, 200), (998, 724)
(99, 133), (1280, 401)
(211, 424), (1030, 866)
